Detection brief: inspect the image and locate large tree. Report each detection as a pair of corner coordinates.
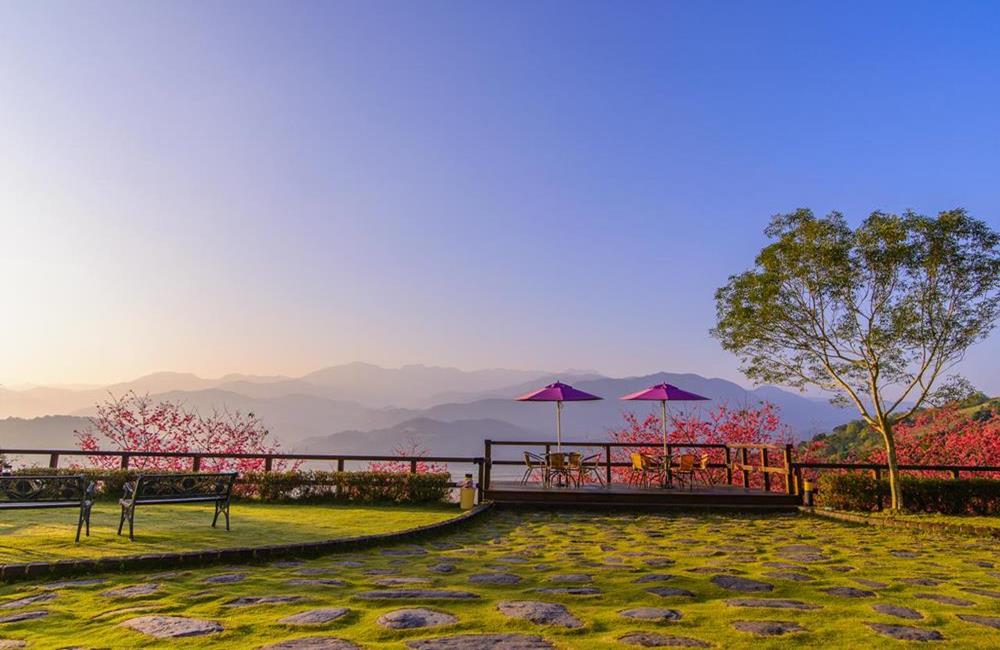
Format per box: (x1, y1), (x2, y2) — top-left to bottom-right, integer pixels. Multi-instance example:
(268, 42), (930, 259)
(713, 208), (1000, 510)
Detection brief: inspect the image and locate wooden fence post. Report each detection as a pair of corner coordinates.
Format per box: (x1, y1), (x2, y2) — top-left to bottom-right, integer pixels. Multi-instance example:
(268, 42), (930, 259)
(120, 454), (130, 470)
(192, 455), (201, 472)
(741, 448), (750, 487)
(410, 459), (418, 474)
(762, 448), (771, 492)
(604, 444), (612, 486)
(783, 444), (794, 495)
(477, 458), (485, 503)
(264, 457), (273, 473)
(483, 440), (492, 494)
(49, 453), (59, 469)
(950, 468), (960, 480)
(725, 447), (733, 485)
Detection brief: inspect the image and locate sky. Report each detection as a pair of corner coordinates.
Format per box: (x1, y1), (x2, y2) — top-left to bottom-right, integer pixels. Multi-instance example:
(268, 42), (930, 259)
(2, 1), (1000, 393)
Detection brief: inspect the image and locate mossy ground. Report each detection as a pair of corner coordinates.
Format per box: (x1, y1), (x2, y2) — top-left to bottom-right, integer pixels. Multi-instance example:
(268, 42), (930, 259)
(0, 502), (458, 563)
(0, 510), (999, 648)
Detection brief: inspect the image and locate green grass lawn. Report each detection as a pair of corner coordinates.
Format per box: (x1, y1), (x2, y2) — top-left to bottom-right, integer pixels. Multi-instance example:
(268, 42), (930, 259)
(0, 502), (459, 564)
(1, 510), (999, 648)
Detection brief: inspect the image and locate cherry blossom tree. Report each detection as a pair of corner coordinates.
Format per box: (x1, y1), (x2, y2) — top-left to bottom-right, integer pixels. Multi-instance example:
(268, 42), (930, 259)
(368, 436), (448, 474)
(75, 391), (297, 472)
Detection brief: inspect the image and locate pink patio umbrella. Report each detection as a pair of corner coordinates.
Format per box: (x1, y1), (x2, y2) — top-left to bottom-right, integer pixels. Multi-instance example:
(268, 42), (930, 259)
(516, 381), (602, 451)
(620, 383), (710, 470)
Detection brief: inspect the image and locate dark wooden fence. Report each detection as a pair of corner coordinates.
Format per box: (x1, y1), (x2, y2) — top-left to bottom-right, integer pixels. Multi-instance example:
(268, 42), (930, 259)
(0, 448), (487, 500)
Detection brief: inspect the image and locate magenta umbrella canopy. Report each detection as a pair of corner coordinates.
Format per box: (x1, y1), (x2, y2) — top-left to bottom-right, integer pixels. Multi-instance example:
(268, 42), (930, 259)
(516, 381), (601, 451)
(517, 381), (602, 402)
(620, 383), (709, 402)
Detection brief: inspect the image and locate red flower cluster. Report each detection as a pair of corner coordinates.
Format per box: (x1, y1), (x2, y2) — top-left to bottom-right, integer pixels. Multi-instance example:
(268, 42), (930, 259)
(864, 406), (1000, 478)
(75, 391), (299, 473)
(607, 402), (791, 487)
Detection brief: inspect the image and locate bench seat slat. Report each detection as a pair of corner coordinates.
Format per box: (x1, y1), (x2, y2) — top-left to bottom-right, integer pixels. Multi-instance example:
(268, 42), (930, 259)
(122, 496), (224, 505)
(0, 501), (87, 509)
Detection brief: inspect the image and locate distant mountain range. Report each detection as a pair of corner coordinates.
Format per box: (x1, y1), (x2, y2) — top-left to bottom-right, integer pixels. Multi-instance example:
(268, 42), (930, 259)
(0, 364), (854, 454)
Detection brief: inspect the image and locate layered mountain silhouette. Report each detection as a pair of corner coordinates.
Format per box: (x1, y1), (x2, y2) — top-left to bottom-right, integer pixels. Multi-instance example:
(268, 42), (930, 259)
(0, 364), (852, 452)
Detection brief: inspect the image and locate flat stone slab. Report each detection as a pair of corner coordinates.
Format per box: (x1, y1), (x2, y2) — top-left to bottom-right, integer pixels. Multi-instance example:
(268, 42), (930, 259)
(225, 596), (305, 607)
(822, 587), (875, 598)
(765, 571), (814, 582)
(635, 574), (676, 583)
(646, 558), (676, 567)
(957, 614), (1000, 630)
(469, 573), (522, 586)
(407, 634), (553, 649)
(726, 598), (820, 610)
(375, 577), (433, 586)
(618, 633), (710, 647)
(41, 579), (105, 590)
(279, 608), (351, 626)
(867, 623), (943, 641)
(547, 573), (591, 583)
(0, 611), (47, 624)
(0, 640), (26, 649)
(897, 577), (942, 587)
(497, 601), (582, 628)
(203, 573), (246, 584)
(873, 604), (924, 620)
(647, 587), (696, 598)
(619, 607), (682, 621)
(962, 587), (1000, 599)
(0, 593), (56, 609)
(377, 608), (458, 629)
(853, 579), (888, 589)
(532, 587), (601, 596)
(287, 579), (347, 588)
(355, 590), (479, 601)
(102, 584), (160, 599)
(711, 575), (773, 592)
(890, 550), (921, 558)
(121, 615), (223, 638)
(914, 593), (975, 607)
(429, 564), (457, 574)
(258, 638), (362, 650)
(381, 547), (427, 556)
(732, 620), (805, 636)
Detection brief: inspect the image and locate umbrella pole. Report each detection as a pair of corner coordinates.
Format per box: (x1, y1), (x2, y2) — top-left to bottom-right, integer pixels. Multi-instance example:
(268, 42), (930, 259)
(556, 401), (563, 452)
(661, 400), (669, 488)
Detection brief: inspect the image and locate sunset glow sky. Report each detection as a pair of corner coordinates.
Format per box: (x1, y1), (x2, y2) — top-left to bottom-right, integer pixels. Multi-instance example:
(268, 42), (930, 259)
(3, 1), (1000, 392)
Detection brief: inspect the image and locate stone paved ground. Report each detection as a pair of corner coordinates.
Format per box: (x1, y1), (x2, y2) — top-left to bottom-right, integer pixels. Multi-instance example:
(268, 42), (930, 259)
(1, 510), (999, 648)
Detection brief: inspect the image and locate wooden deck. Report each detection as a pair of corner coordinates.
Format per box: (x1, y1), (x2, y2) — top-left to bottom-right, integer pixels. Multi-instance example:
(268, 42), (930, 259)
(486, 481), (800, 510)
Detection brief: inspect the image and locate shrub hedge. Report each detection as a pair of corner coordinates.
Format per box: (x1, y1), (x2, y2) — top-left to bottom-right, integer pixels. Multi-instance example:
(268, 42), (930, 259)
(9, 468), (452, 505)
(817, 472), (1000, 515)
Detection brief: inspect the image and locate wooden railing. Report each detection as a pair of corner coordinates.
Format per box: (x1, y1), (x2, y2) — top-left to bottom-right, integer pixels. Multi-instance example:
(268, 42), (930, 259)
(483, 440), (795, 493)
(0, 448), (487, 500)
(789, 461), (1000, 510)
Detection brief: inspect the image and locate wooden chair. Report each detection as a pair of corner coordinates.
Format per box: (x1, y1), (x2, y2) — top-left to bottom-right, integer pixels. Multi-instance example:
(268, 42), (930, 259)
(628, 452), (662, 488)
(569, 452), (604, 486)
(694, 453), (715, 486)
(547, 452), (574, 487)
(673, 454), (699, 491)
(521, 451), (548, 485)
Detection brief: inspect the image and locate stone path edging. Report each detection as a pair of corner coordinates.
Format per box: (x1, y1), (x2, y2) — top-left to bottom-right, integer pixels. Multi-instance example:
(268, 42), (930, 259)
(0, 503), (493, 583)
(799, 506), (1000, 538)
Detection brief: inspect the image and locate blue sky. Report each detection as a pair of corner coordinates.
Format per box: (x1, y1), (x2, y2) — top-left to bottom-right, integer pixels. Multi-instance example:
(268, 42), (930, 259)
(2, 1), (999, 393)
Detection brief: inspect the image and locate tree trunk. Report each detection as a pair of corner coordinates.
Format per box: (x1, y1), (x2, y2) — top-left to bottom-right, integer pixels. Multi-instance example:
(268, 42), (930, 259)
(877, 420), (903, 511)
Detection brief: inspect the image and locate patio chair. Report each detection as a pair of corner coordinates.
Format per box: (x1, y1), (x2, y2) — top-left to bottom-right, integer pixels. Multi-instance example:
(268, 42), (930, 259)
(521, 451), (548, 485)
(628, 452), (662, 488)
(569, 452), (604, 486)
(547, 452), (574, 487)
(694, 453), (715, 486)
(673, 453), (698, 491)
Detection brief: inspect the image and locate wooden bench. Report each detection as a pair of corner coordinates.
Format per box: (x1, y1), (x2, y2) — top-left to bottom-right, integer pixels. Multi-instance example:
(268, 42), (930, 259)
(0, 475), (94, 542)
(118, 472), (236, 541)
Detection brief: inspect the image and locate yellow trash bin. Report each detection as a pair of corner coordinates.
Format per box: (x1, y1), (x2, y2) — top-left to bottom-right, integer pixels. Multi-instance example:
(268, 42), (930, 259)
(460, 473), (476, 510)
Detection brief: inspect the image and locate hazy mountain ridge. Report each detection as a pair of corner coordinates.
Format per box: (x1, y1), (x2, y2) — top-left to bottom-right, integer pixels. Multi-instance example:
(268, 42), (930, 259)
(0, 365), (854, 453)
